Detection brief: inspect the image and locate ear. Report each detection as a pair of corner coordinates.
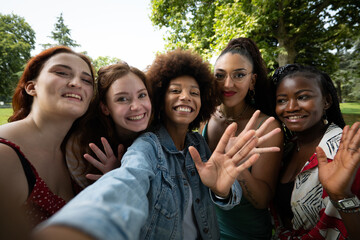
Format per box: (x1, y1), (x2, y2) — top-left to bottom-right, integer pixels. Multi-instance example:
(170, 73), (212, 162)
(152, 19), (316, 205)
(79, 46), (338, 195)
(323, 94), (332, 110)
(25, 81), (37, 96)
(250, 73), (257, 90)
(100, 102), (110, 116)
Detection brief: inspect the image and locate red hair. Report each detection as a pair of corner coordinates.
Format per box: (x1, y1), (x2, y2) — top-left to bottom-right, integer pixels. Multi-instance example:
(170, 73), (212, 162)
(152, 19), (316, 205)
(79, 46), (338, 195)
(9, 46), (95, 122)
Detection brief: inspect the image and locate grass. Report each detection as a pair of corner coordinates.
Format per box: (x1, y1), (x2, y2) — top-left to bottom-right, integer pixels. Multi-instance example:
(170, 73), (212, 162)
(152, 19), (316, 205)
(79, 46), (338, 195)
(0, 103), (359, 126)
(0, 108), (12, 125)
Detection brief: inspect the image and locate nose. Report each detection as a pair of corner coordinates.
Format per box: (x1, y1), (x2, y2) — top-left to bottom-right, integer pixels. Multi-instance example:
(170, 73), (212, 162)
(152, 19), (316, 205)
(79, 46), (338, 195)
(223, 74), (234, 88)
(179, 91), (191, 101)
(130, 99), (141, 111)
(68, 77), (81, 88)
(285, 99), (300, 112)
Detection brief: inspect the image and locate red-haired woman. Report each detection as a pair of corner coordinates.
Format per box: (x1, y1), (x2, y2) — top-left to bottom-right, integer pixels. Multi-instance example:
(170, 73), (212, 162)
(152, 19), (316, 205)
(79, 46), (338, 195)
(0, 46), (95, 227)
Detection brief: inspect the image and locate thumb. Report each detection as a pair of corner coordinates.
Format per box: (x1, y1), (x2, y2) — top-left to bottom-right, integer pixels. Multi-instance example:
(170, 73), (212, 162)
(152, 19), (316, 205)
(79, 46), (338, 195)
(316, 146), (328, 169)
(189, 146), (204, 172)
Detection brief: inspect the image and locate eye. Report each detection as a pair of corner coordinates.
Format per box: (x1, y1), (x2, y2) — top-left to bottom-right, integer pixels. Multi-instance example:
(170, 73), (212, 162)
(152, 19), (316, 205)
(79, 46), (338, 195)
(117, 97), (128, 102)
(190, 90), (200, 96)
(214, 73), (226, 80)
(82, 78), (93, 85)
(276, 98), (287, 104)
(298, 95), (310, 101)
(139, 92), (148, 98)
(55, 71), (68, 76)
(232, 72), (246, 79)
(169, 88), (181, 94)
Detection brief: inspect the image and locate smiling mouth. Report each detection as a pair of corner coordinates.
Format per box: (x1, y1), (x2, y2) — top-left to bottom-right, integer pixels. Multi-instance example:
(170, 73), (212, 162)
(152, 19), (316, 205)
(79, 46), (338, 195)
(63, 93), (82, 101)
(223, 91), (236, 97)
(128, 113), (146, 121)
(287, 116), (304, 120)
(174, 106), (193, 113)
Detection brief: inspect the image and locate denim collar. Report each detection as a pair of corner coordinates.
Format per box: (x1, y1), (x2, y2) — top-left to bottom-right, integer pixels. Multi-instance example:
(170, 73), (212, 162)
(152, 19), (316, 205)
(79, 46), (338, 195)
(156, 125), (201, 154)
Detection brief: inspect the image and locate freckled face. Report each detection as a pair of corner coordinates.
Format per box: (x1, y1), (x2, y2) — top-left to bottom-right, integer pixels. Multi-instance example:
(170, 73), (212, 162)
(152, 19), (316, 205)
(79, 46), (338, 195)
(275, 75), (329, 132)
(163, 76), (201, 130)
(214, 52), (255, 108)
(101, 72), (151, 134)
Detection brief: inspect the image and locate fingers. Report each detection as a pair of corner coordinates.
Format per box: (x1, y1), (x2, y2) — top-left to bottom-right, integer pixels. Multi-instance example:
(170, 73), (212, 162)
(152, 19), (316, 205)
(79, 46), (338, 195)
(257, 127), (281, 146)
(89, 143), (107, 162)
(101, 137), (114, 158)
(84, 153), (104, 170)
(226, 129), (256, 157)
(316, 146), (328, 169)
(189, 146), (204, 171)
(346, 122), (360, 150)
(243, 110), (261, 133)
(235, 153), (260, 173)
(214, 122), (238, 154)
(231, 135), (258, 165)
(252, 146), (280, 154)
(254, 116), (275, 138)
(85, 174), (101, 181)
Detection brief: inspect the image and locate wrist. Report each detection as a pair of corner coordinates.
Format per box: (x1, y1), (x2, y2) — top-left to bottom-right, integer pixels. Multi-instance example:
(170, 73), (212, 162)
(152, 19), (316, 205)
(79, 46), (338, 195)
(330, 195), (360, 213)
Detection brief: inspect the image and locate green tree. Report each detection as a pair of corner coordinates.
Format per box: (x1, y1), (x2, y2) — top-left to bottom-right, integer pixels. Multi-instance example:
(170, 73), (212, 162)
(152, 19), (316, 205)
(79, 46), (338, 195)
(41, 13), (80, 49)
(0, 13), (35, 101)
(150, 0), (360, 72)
(91, 56), (122, 75)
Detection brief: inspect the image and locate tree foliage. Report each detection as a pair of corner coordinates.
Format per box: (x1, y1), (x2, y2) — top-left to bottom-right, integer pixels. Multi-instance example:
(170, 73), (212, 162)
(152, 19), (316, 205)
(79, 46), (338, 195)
(91, 56), (122, 75)
(0, 13), (35, 101)
(41, 13), (80, 49)
(150, 0), (360, 73)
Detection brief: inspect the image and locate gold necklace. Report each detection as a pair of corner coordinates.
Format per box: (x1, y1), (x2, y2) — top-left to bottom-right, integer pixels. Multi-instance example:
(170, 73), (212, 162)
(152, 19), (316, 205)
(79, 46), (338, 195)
(217, 104), (249, 125)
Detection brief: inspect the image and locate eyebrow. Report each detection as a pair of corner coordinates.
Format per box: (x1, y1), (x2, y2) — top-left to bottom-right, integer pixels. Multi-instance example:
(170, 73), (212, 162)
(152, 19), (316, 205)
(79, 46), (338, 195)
(215, 68), (248, 72)
(276, 89), (314, 97)
(113, 88), (147, 96)
(54, 64), (92, 77)
(169, 83), (199, 89)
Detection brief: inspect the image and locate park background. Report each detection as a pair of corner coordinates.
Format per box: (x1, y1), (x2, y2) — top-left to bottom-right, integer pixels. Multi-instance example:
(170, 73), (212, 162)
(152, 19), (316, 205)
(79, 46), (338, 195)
(1, 0), (359, 125)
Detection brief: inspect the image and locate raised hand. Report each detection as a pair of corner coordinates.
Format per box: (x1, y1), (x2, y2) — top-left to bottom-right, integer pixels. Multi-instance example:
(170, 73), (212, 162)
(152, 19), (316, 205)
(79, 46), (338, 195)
(225, 110), (281, 154)
(84, 137), (124, 181)
(190, 122), (280, 198)
(317, 122), (360, 199)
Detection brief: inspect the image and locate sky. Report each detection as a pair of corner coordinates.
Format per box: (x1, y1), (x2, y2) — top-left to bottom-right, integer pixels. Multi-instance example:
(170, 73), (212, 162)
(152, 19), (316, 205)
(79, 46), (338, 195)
(1, 0), (167, 71)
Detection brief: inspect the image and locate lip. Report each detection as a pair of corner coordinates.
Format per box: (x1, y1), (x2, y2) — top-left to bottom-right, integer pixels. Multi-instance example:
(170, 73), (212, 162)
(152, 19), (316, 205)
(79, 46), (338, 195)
(62, 92), (83, 101)
(283, 115), (306, 123)
(222, 91), (236, 97)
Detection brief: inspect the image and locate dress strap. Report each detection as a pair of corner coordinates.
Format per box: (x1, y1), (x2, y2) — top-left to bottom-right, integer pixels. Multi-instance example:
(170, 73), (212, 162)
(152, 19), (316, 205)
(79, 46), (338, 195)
(0, 138), (36, 195)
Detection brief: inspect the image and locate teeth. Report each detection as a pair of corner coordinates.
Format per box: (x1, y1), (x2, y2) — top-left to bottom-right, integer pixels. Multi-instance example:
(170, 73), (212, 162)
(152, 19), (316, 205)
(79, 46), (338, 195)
(176, 106), (191, 112)
(128, 114), (145, 120)
(64, 93), (81, 100)
(288, 116), (302, 119)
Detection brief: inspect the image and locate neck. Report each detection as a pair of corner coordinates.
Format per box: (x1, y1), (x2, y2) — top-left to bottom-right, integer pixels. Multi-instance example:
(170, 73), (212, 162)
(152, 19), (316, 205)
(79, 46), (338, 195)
(164, 122), (188, 151)
(294, 122), (328, 150)
(218, 103), (249, 123)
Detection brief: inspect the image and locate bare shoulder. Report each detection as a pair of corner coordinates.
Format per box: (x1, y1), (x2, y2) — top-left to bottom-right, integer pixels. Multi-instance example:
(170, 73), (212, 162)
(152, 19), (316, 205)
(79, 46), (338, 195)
(0, 141), (29, 204)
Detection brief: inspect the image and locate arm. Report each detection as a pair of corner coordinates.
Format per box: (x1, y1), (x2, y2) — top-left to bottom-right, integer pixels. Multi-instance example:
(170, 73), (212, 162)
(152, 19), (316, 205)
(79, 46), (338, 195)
(34, 138), (156, 240)
(237, 119), (283, 209)
(317, 122), (360, 239)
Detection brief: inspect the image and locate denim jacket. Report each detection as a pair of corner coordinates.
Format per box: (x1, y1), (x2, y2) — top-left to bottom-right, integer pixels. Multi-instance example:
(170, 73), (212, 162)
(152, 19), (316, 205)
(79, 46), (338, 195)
(40, 125), (242, 240)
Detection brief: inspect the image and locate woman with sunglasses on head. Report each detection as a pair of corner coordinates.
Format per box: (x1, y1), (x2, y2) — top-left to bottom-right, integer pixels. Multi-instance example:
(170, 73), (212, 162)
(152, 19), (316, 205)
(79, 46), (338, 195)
(34, 49), (281, 240)
(271, 64), (360, 239)
(65, 62), (152, 188)
(0, 46), (95, 227)
(200, 37), (283, 239)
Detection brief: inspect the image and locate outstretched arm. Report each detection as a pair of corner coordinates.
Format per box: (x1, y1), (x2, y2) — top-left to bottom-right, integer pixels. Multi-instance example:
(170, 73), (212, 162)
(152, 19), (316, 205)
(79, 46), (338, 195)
(317, 122), (360, 239)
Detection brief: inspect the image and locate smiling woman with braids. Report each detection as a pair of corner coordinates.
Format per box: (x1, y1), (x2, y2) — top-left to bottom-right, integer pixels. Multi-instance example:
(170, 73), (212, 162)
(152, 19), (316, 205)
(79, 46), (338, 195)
(271, 64), (360, 239)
